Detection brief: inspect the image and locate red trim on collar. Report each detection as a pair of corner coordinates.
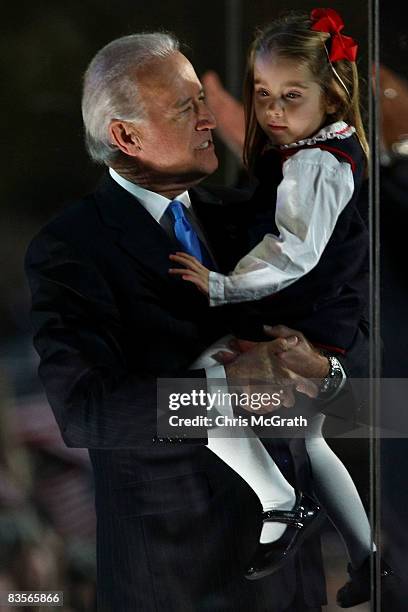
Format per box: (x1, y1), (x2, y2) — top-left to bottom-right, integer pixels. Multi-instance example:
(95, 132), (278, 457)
(280, 144), (356, 172)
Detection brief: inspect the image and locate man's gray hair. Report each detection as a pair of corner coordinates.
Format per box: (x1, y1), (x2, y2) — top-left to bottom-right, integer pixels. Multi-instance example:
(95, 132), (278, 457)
(82, 32), (180, 165)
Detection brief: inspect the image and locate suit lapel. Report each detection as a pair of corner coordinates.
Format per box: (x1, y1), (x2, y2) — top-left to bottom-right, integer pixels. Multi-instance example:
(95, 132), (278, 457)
(94, 173), (181, 275)
(190, 186), (249, 273)
(188, 186), (223, 271)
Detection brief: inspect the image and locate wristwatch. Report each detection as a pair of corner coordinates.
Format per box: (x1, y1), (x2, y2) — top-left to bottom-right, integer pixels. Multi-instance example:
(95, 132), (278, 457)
(318, 355), (344, 399)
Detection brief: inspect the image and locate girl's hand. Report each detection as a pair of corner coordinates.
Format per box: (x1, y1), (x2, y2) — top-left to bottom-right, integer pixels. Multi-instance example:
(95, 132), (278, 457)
(169, 252), (211, 295)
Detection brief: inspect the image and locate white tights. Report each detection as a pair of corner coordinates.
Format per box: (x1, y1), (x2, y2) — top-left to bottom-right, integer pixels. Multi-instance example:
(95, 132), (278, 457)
(192, 336), (373, 564)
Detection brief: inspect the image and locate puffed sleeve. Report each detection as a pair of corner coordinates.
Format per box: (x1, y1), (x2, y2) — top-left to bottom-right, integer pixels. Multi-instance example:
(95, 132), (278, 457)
(208, 148), (355, 306)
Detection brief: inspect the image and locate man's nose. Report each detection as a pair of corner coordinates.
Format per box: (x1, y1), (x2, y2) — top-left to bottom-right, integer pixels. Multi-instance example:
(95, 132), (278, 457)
(196, 106), (216, 130)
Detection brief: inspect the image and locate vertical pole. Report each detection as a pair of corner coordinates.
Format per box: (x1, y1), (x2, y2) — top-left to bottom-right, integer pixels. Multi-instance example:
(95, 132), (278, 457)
(368, 0), (381, 608)
(224, 0), (243, 185)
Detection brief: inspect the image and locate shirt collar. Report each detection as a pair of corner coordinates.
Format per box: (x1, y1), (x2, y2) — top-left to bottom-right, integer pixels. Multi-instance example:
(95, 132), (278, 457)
(109, 168), (191, 223)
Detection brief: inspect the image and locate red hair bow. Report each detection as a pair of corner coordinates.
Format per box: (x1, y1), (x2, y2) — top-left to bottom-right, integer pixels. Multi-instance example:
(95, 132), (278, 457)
(310, 8), (358, 62)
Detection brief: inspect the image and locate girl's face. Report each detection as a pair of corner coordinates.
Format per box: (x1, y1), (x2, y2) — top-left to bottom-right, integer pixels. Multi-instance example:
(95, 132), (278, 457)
(253, 54), (335, 146)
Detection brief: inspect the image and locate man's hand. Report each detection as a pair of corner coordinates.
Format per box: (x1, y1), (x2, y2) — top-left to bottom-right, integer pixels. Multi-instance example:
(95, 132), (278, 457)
(216, 325), (330, 380)
(169, 252), (210, 295)
(214, 325), (331, 412)
(263, 325), (330, 380)
(222, 335), (319, 412)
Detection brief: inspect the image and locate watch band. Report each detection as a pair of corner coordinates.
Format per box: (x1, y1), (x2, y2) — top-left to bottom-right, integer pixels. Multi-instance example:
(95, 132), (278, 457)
(318, 355), (344, 399)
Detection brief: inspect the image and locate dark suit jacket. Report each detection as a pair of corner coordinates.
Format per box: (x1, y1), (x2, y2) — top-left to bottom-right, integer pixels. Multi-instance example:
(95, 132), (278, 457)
(25, 173), (367, 611)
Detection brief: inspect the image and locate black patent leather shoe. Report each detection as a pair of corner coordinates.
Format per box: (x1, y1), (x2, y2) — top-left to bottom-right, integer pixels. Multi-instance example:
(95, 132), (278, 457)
(336, 553), (398, 608)
(245, 492), (323, 580)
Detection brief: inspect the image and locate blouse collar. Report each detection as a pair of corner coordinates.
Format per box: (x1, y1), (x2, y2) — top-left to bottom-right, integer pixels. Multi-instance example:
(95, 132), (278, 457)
(278, 121), (355, 150)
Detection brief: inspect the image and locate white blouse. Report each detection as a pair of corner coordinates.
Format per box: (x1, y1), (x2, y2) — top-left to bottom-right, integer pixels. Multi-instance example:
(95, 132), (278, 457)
(209, 126), (356, 307)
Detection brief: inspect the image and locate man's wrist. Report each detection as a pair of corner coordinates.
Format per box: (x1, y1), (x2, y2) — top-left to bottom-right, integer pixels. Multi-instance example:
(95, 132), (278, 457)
(317, 354), (346, 401)
(314, 352), (331, 379)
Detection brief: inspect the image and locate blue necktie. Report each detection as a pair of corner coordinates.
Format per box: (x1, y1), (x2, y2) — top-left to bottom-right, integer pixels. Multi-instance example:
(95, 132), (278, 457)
(168, 200), (212, 266)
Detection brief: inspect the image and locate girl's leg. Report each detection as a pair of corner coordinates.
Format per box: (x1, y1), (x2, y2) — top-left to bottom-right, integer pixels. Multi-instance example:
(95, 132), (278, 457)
(192, 336), (296, 543)
(207, 424), (296, 543)
(305, 413), (374, 567)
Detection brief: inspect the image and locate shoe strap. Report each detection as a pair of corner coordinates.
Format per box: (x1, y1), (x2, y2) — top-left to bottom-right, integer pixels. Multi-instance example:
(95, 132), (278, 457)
(262, 509), (303, 526)
(262, 495), (317, 528)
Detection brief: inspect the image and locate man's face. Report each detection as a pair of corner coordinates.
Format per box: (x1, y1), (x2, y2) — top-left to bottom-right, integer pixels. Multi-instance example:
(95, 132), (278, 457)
(253, 55), (329, 146)
(133, 52), (218, 184)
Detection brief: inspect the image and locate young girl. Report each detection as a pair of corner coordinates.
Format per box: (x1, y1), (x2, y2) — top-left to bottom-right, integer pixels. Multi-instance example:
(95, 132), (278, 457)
(170, 9), (391, 607)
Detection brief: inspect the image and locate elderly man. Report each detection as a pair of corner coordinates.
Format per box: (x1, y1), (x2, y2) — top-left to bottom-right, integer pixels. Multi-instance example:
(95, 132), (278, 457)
(25, 33), (367, 611)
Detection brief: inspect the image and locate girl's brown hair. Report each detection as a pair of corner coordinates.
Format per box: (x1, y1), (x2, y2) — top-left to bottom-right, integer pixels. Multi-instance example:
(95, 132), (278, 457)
(243, 12), (369, 171)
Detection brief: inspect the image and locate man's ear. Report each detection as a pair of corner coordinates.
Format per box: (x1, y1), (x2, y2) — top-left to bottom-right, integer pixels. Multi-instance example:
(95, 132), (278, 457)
(109, 120), (142, 157)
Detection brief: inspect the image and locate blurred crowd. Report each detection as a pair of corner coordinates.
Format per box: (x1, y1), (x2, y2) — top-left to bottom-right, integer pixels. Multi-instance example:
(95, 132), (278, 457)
(0, 355), (97, 612)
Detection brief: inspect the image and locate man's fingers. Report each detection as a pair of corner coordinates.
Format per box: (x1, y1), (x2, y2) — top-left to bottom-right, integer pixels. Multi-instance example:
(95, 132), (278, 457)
(278, 375), (316, 407)
(279, 387), (296, 408)
(294, 376), (318, 399)
(266, 336), (298, 354)
(264, 324), (303, 341)
(212, 350), (238, 364)
(228, 338), (242, 353)
(285, 368), (318, 399)
(235, 338), (258, 353)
